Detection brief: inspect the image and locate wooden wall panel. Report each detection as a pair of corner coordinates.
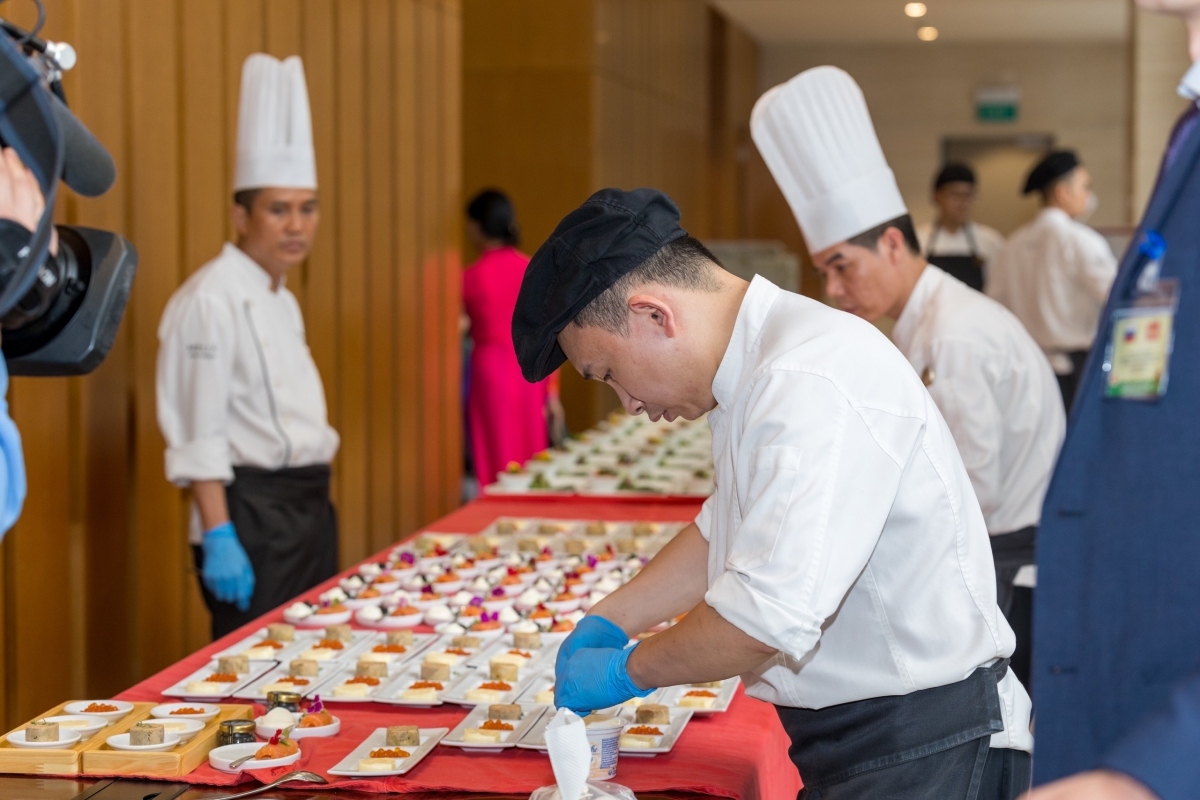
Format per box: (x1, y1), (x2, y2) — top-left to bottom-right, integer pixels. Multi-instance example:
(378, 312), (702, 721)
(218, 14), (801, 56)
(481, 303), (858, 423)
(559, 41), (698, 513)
(0, 0), (462, 728)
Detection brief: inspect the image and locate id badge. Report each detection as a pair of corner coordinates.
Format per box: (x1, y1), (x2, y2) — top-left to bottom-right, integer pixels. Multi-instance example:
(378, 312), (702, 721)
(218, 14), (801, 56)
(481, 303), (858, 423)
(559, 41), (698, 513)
(1102, 278), (1179, 400)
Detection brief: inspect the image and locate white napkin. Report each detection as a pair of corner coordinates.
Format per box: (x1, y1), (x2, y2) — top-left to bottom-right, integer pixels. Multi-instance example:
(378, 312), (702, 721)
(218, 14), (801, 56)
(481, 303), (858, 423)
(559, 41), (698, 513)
(545, 708), (590, 800)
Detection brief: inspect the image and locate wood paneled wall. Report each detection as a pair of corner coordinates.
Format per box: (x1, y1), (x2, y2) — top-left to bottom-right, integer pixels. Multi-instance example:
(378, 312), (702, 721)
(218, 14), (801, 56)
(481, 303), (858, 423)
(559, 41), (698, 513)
(463, 0), (758, 431)
(0, 0), (462, 728)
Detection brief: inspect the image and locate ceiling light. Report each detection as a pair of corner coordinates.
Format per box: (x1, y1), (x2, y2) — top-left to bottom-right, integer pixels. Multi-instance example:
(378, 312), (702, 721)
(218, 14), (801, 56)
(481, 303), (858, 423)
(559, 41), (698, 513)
(905, 3), (927, 17)
(917, 26), (939, 41)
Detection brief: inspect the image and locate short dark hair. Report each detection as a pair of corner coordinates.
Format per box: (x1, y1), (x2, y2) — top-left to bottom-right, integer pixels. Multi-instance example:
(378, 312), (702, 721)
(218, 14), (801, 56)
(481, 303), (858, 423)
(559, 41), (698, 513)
(846, 214), (921, 256)
(1039, 170), (1075, 203)
(466, 188), (520, 246)
(233, 189), (262, 211)
(571, 236), (722, 335)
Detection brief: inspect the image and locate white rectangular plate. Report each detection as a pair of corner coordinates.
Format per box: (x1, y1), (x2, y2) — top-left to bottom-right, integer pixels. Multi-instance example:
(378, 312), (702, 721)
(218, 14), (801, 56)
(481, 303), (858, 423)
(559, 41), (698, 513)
(615, 707), (693, 756)
(161, 662), (276, 700)
(658, 676), (741, 714)
(463, 632), (565, 672)
(232, 662), (343, 700)
(373, 664), (471, 707)
(441, 703), (549, 751)
(317, 660), (416, 704)
(327, 727), (447, 777)
(286, 630), (379, 664)
(440, 669), (538, 707)
(512, 671), (557, 708)
(354, 632), (438, 668)
(211, 628), (308, 664)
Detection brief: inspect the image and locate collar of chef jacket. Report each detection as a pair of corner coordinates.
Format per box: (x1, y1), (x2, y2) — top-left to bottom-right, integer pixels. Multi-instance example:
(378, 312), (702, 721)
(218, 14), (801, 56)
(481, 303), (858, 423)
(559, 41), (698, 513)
(890, 264), (942, 356)
(222, 241), (288, 294)
(1178, 61), (1200, 101)
(710, 276), (779, 409)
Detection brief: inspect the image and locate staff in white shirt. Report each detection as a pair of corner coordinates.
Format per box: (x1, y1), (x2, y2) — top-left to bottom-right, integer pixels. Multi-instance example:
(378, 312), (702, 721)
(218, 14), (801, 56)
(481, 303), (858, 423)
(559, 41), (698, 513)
(515, 187), (1032, 798)
(156, 54), (339, 638)
(753, 68), (1064, 691)
(917, 163), (1006, 292)
(987, 150), (1118, 411)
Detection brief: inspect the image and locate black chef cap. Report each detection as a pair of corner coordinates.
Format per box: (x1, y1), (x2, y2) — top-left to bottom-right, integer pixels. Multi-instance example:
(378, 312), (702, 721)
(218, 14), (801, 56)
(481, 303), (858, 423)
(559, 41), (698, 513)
(1023, 150), (1080, 195)
(512, 188), (688, 383)
(934, 163), (976, 190)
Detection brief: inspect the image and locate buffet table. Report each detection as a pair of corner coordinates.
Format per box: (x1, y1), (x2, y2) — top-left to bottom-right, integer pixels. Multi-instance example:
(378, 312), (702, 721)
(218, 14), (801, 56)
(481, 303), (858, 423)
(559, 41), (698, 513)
(21, 496), (802, 800)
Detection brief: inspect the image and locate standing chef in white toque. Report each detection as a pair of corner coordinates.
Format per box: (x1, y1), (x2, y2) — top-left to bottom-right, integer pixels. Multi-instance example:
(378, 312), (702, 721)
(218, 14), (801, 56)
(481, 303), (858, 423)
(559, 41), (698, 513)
(986, 150), (1118, 413)
(156, 54), (339, 639)
(527, 82), (1032, 800)
(752, 66), (1064, 691)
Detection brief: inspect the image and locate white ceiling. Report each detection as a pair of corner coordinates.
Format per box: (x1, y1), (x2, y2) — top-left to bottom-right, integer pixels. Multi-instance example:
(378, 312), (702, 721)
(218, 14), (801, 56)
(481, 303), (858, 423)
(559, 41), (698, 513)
(709, 0), (1130, 45)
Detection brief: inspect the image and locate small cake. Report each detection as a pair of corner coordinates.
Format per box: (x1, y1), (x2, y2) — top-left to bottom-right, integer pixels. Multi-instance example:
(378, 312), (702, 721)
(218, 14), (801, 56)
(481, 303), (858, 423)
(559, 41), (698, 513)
(614, 537), (637, 554)
(386, 629), (415, 647)
(564, 538), (588, 556)
(678, 690), (717, 709)
(517, 537), (540, 553)
(536, 686), (555, 704)
(266, 622), (295, 642)
(490, 662), (519, 682)
(186, 672), (239, 694)
(299, 639), (345, 660)
(129, 722), (165, 746)
(401, 680), (443, 702)
(358, 757), (397, 772)
(513, 631), (541, 650)
(463, 719), (513, 743)
(425, 649), (466, 667)
(632, 522), (657, 537)
(356, 660), (388, 679)
(465, 681), (512, 704)
(217, 655), (249, 674)
(386, 725), (420, 746)
(636, 704), (670, 724)
(451, 635), (482, 649)
(243, 640), (285, 659)
(325, 624), (354, 643)
(421, 662), (450, 681)
(488, 704), (523, 721)
(332, 676), (380, 698)
(491, 650), (534, 668)
(290, 659), (320, 677)
(261, 677), (310, 694)
(619, 725), (663, 748)
(25, 720), (58, 742)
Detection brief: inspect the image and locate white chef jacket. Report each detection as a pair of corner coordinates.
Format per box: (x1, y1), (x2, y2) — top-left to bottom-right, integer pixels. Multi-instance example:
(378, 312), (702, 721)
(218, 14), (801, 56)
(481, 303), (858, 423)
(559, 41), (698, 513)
(697, 276), (1032, 752)
(916, 220), (1005, 268)
(157, 243), (339, 540)
(892, 266), (1064, 535)
(986, 207), (1117, 374)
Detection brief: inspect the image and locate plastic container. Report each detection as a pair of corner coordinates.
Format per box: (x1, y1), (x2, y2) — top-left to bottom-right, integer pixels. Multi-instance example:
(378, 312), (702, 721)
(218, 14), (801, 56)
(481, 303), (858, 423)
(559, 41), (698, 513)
(583, 714), (624, 780)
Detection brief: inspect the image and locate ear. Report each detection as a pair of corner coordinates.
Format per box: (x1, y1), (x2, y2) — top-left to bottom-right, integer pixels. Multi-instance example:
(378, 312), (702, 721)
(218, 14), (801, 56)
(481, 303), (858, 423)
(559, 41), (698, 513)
(231, 203), (249, 238)
(627, 293), (677, 338)
(879, 226), (909, 265)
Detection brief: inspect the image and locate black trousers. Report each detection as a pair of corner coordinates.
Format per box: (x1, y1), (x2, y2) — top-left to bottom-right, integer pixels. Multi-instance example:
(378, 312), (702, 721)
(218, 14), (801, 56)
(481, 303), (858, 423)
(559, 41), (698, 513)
(990, 527), (1036, 691)
(192, 464), (339, 640)
(1055, 349), (1090, 414)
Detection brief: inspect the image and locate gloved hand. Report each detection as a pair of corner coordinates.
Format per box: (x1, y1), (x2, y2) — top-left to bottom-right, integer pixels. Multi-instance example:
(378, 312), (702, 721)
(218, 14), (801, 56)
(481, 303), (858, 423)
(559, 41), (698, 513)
(555, 643), (655, 714)
(556, 614), (629, 677)
(201, 521), (255, 612)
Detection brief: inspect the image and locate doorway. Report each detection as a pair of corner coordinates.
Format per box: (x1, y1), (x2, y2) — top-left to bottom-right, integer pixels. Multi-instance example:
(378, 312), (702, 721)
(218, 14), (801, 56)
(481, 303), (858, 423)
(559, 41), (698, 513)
(942, 134), (1054, 236)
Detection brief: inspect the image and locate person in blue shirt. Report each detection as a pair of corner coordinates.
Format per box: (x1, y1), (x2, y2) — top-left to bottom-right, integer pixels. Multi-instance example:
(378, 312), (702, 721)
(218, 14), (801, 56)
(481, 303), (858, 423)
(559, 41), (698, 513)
(1025, 3), (1200, 799)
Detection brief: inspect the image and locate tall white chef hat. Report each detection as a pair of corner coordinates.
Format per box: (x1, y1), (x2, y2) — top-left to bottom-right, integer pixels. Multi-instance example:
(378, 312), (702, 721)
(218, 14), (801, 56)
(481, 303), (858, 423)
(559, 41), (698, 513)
(751, 66), (907, 254)
(233, 54), (317, 192)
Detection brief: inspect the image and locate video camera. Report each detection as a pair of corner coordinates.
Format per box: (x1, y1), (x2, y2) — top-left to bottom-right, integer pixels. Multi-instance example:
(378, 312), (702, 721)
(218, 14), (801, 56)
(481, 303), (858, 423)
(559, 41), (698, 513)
(0, 7), (136, 376)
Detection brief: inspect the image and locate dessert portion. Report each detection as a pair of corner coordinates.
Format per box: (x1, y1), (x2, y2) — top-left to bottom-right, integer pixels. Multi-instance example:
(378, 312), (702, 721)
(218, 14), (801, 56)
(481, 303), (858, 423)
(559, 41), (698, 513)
(266, 622), (295, 642)
(359, 747), (411, 771)
(636, 704), (670, 725)
(186, 672), (240, 694)
(421, 662), (450, 681)
(619, 724), (664, 749)
(255, 729), (299, 760)
(490, 662), (519, 682)
(129, 722), (165, 746)
(465, 680), (512, 704)
(356, 660), (388, 679)
(362, 643), (406, 663)
(324, 624), (354, 643)
(260, 706), (297, 731)
(217, 655), (249, 674)
(424, 647), (470, 667)
(386, 629), (414, 647)
(450, 635), (481, 649)
(387, 725), (420, 746)
(463, 718), (513, 743)
(400, 680), (443, 703)
(535, 685), (555, 704)
(491, 649), (534, 667)
(513, 631), (541, 650)
(488, 703), (523, 721)
(290, 659), (320, 677)
(261, 674), (312, 694)
(242, 639), (286, 659)
(678, 689), (717, 709)
(332, 675), (381, 698)
(25, 720), (58, 743)
(298, 638), (345, 661)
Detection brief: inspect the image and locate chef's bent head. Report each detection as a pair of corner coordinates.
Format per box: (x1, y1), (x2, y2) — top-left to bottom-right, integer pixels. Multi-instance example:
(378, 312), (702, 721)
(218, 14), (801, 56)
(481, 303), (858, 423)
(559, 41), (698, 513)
(231, 54), (320, 281)
(752, 66), (925, 322)
(512, 188), (742, 423)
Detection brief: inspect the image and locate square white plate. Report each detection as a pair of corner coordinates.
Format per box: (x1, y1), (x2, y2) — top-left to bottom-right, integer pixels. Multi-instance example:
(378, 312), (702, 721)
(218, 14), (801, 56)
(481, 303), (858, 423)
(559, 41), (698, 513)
(284, 630), (380, 664)
(463, 632), (565, 672)
(373, 664), (471, 707)
(211, 628), (310, 664)
(327, 726), (447, 777)
(658, 676), (740, 714)
(440, 670), (538, 707)
(232, 662), (343, 700)
(353, 632), (438, 668)
(161, 662), (276, 700)
(441, 703), (549, 751)
(318, 660), (416, 704)
(516, 705), (691, 755)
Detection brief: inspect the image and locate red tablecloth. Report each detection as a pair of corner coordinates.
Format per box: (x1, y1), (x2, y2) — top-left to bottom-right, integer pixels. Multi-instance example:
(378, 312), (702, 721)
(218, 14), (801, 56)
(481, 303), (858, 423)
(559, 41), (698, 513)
(112, 497), (802, 800)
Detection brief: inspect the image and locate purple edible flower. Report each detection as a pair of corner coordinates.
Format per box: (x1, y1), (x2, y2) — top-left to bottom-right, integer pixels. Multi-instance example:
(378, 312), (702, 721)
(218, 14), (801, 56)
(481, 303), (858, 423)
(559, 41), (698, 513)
(490, 587), (505, 598)
(309, 696), (324, 713)
(587, 554), (598, 568)
(399, 551), (416, 565)
(469, 596), (485, 607)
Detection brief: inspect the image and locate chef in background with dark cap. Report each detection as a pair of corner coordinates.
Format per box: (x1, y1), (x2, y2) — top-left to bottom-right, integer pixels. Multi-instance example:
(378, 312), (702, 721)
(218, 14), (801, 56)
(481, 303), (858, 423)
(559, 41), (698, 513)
(987, 150), (1117, 410)
(514, 185), (1032, 798)
(917, 163), (1006, 292)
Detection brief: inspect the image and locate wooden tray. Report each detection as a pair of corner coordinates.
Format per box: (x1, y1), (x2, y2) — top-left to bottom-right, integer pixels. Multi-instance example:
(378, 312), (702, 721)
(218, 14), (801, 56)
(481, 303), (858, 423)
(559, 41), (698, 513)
(83, 703), (252, 779)
(0, 700), (153, 775)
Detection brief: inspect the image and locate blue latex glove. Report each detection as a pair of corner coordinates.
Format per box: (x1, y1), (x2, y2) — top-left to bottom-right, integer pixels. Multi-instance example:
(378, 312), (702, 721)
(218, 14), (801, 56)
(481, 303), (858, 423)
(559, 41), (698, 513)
(555, 643), (655, 714)
(201, 522), (255, 612)
(556, 614), (629, 678)
(0, 357), (25, 537)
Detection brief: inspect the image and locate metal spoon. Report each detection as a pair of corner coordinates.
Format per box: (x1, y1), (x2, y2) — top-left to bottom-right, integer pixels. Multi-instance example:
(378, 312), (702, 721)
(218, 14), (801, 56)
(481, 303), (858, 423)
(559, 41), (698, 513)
(210, 770), (327, 800)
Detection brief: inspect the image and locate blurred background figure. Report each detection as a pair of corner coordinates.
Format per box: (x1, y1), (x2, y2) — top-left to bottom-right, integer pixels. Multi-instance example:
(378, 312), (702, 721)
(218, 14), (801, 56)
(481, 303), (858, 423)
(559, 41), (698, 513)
(917, 163), (1005, 292)
(987, 151), (1118, 412)
(462, 189), (563, 491)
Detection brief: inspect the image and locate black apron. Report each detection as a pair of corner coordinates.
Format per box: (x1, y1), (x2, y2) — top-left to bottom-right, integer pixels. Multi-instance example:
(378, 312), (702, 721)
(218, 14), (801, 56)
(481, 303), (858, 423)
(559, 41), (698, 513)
(927, 222), (986, 292)
(990, 526), (1036, 691)
(775, 659), (1030, 799)
(192, 464), (339, 639)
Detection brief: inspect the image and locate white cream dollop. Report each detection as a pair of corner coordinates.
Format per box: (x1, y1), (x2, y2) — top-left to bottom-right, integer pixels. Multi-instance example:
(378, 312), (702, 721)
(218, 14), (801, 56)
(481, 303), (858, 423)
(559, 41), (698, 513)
(424, 604), (454, 623)
(487, 566), (508, 582)
(320, 587), (348, 604)
(286, 602), (312, 619)
(358, 605), (384, 622)
(340, 575), (365, 592)
(564, 609), (586, 624)
(261, 707), (296, 728)
(470, 577), (491, 592)
(358, 562), (383, 578)
(497, 606), (520, 625)
(533, 578), (554, 594)
(449, 590), (476, 608)
(510, 619), (539, 634)
(515, 589), (545, 609)
(442, 622), (467, 635)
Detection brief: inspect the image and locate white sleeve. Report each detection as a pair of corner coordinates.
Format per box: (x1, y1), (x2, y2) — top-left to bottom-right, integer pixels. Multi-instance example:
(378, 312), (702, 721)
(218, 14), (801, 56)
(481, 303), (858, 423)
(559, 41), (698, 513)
(1076, 231), (1119, 307)
(156, 293), (236, 486)
(694, 494), (714, 541)
(923, 339), (1004, 525)
(704, 371), (907, 659)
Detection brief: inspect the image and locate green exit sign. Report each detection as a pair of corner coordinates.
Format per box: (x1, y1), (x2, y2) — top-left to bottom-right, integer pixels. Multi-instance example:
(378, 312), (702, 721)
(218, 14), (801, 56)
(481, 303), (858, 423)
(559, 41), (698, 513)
(976, 86), (1020, 124)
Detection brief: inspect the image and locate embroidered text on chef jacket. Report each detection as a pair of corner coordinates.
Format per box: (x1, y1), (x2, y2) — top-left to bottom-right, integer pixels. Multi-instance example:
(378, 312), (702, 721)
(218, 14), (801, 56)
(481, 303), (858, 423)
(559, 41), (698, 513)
(696, 276), (1033, 752)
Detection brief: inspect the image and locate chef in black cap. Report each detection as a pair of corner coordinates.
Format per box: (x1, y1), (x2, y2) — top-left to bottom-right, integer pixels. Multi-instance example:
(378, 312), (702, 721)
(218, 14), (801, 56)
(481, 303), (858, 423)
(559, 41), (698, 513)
(987, 150), (1117, 410)
(916, 163), (1005, 292)
(523, 186), (1033, 798)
